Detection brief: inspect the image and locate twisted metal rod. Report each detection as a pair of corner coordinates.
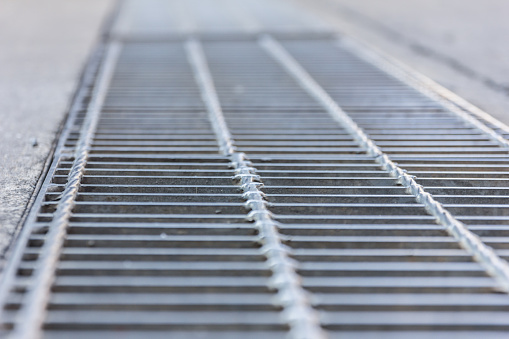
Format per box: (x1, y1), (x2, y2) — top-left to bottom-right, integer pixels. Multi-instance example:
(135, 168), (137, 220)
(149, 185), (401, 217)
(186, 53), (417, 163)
(186, 38), (327, 339)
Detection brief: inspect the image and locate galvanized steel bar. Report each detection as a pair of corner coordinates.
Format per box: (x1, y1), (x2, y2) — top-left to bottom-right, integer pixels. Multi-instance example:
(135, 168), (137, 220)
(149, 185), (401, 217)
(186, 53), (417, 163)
(185, 38), (236, 156)
(260, 34), (509, 293)
(8, 42), (122, 339)
(186, 38), (327, 339)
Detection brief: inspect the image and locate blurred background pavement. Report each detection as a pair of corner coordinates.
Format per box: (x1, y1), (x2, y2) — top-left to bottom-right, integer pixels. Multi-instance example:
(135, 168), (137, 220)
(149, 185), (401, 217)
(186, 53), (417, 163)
(296, 0), (509, 124)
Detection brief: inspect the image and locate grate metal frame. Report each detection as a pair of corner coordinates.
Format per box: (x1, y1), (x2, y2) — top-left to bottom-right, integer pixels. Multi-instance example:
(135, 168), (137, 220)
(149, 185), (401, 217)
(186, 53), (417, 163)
(2, 2), (509, 337)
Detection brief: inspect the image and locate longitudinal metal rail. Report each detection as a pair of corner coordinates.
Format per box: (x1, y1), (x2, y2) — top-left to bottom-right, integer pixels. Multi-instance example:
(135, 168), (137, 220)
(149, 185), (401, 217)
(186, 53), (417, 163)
(3, 0), (509, 338)
(186, 38), (326, 339)
(2, 43), (122, 339)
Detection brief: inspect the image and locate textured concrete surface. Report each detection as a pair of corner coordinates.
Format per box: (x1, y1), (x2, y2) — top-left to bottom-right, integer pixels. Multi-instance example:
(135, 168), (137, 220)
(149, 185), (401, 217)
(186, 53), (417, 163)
(0, 0), (114, 263)
(293, 0), (509, 124)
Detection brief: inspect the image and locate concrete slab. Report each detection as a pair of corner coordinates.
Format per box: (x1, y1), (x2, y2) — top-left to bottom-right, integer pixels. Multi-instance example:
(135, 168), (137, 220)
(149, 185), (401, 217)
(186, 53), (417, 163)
(0, 0), (114, 264)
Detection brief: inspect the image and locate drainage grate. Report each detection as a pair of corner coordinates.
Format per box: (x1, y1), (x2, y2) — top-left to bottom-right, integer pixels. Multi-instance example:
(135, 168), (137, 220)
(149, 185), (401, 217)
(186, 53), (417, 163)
(2, 1), (509, 338)
(0, 41), (286, 339)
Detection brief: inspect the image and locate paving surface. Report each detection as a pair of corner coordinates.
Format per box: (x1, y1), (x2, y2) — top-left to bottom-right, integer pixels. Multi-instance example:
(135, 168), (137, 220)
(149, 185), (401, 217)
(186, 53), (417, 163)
(294, 0), (509, 124)
(0, 0), (114, 264)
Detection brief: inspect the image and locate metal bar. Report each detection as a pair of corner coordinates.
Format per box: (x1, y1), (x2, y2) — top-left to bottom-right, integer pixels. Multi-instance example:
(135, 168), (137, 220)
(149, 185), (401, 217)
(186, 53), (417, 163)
(185, 37), (327, 339)
(185, 38), (235, 155)
(260, 34), (509, 293)
(8, 42), (121, 339)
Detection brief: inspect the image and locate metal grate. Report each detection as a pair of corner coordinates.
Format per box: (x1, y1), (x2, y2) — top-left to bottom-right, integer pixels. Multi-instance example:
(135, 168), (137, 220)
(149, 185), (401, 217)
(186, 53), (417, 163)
(2, 1), (509, 338)
(0, 41), (287, 339)
(202, 37), (509, 336)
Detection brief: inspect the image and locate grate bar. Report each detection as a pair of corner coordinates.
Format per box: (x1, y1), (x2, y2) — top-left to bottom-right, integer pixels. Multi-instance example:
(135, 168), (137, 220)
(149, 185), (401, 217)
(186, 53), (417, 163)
(185, 38), (235, 155)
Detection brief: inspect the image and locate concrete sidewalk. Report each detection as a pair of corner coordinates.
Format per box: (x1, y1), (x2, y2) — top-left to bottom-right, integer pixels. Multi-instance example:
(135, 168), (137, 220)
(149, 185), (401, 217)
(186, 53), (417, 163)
(0, 0), (114, 264)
